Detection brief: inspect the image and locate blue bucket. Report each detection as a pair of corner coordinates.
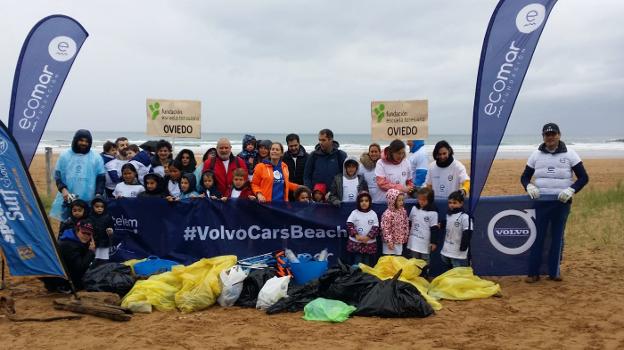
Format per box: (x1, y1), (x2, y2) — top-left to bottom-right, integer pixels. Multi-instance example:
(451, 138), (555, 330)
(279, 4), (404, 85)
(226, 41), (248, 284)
(290, 259), (328, 285)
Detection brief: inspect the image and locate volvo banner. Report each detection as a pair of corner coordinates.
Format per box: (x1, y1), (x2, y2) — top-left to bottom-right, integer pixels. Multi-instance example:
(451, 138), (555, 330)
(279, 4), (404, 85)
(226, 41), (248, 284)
(469, 0), (557, 215)
(0, 121), (67, 278)
(8, 15), (88, 166)
(107, 196), (557, 276)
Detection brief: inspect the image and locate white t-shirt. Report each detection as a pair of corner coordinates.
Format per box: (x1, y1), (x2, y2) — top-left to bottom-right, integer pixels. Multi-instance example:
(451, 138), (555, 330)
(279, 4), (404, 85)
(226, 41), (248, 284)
(168, 180), (181, 198)
(409, 148), (429, 183)
(441, 211), (470, 260)
(152, 165), (165, 178)
(113, 182), (145, 198)
(105, 158), (126, 190)
(358, 165), (384, 203)
(374, 159), (412, 194)
(347, 209), (378, 244)
(342, 176), (359, 202)
(407, 206), (439, 254)
(425, 160), (469, 199)
(129, 160), (151, 185)
(527, 148), (581, 195)
(230, 188), (241, 199)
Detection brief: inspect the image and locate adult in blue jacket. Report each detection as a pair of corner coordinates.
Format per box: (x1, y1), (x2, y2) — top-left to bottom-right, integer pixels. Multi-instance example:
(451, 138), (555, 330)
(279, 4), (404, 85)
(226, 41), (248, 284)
(50, 129), (106, 221)
(303, 129), (347, 191)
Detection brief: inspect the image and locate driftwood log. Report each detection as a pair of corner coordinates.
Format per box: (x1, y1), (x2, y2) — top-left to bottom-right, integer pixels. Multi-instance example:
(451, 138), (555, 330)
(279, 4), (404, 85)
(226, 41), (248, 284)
(53, 298), (132, 322)
(0, 296), (82, 322)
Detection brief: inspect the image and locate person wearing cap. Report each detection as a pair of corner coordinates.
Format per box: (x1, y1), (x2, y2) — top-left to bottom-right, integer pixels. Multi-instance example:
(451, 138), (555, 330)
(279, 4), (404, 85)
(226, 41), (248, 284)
(42, 219), (96, 292)
(521, 123), (589, 283)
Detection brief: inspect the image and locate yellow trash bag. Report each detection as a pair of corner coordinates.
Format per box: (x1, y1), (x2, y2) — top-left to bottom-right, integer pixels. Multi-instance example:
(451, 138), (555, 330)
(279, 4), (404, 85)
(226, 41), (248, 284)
(428, 267), (501, 300)
(121, 274), (179, 312)
(122, 255), (236, 313)
(174, 256), (237, 313)
(359, 256), (442, 311)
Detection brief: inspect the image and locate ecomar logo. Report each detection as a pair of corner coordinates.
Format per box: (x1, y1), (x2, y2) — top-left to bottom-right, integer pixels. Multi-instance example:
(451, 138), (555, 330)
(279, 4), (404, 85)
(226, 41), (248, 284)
(487, 209), (536, 255)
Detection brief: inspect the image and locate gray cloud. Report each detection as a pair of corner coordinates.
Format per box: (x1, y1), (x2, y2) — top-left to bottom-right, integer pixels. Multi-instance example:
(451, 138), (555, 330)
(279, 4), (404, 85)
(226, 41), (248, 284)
(0, 0), (622, 136)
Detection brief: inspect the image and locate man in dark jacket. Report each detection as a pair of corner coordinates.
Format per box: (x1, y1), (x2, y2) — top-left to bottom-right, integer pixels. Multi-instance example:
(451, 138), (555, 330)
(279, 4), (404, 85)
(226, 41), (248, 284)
(42, 220), (96, 292)
(303, 129), (347, 190)
(283, 134), (309, 201)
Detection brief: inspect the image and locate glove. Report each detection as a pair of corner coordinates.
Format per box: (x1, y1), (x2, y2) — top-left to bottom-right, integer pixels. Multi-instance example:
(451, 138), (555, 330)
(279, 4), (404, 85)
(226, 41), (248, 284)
(460, 230), (472, 251)
(526, 184), (540, 200)
(558, 187), (575, 203)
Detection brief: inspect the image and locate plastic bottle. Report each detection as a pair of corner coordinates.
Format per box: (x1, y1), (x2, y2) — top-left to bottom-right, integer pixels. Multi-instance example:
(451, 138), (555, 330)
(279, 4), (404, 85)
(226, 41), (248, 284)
(285, 249), (300, 263)
(315, 248), (329, 261)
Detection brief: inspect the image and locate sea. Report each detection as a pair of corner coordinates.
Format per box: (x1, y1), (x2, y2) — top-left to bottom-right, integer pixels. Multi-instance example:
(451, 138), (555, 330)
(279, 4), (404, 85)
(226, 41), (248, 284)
(38, 131), (624, 160)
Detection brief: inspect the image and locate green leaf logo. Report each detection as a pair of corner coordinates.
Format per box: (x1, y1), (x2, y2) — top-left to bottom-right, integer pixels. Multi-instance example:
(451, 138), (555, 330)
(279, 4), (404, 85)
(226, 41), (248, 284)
(149, 102), (161, 120)
(374, 103), (385, 123)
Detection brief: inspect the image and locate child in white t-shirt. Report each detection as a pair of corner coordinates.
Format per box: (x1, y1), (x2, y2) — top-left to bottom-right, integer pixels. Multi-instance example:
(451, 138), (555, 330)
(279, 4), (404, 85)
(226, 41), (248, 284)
(113, 163), (145, 198)
(440, 190), (471, 269)
(407, 187), (440, 265)
(346, 192), (379, 266)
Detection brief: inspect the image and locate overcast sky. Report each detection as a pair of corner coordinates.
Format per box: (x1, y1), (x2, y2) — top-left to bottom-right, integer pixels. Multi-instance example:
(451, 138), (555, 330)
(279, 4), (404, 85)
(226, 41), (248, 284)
(1, 0), (623, 136)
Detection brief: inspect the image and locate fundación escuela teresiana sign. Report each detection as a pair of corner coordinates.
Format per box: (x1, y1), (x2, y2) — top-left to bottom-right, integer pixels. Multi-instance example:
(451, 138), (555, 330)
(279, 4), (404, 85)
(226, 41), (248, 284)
(146, 99), (201, 139)
(371, 100), (428, 141)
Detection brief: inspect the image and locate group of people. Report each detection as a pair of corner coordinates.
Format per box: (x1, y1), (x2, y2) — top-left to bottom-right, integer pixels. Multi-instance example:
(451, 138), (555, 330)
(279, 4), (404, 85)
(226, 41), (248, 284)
(46, 122), (587, 291)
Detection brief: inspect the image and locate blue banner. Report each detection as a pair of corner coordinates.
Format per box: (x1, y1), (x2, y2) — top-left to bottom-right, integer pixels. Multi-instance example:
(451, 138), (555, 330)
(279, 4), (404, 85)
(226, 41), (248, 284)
(107, 196), (557, 276)
(469, 0), (557, 214)
(8, 15), (88, 166)
(0, 121), (67, 278)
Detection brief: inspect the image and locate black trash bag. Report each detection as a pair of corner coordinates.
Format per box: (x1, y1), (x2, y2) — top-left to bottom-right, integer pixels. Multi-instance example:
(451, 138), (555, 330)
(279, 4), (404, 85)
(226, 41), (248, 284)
(354, 270), (434, 318)
(318, 259), (380, 306)
(82, 263), (135, 296)
(266, 280), (320, 314)
(235, 268), (277, 308)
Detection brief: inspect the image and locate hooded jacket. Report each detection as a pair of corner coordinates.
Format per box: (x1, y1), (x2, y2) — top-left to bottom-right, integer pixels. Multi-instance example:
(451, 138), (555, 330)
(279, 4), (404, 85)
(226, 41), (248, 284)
(138, 173), (167, 198)
(55, 130), (106, 198)
(303, 140), (347, 190)
(329, 156), (368, 206)
(89, 198), (114, 248)
(180, 173), (200, 198)
(58, 199), (89, 235)
(381, 189), (409, 245)
(282, 145), (309, 186)
(237, 134), (259, 176)
(71, 129), (92, 154)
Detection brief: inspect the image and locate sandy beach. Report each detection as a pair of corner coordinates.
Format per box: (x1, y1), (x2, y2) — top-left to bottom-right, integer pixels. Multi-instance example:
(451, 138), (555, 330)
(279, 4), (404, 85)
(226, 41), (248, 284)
(1, 155), (623, 349)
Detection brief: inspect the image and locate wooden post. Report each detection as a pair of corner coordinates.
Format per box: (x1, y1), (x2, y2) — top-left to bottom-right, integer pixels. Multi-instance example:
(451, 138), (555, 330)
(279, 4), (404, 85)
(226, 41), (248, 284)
(45, 147), (52, 198)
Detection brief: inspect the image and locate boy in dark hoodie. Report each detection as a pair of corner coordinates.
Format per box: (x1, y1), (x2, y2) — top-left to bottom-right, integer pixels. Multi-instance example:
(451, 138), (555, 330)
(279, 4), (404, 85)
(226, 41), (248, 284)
(89, 197), (114, 262)
(59, 199), (89, 236)
(200, 171), (226, 201)
(138, 173), (167, 198)
(237, 134), (258, 177)
(328, 157), (368, 206)
(227, 168), (255, 200)
(42, 219), (96, 292)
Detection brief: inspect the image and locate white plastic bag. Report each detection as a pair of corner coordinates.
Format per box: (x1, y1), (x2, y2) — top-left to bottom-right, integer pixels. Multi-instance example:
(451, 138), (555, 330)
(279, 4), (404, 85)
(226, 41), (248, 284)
(256, 275), (291, 310)
(217, 265), (249, 307)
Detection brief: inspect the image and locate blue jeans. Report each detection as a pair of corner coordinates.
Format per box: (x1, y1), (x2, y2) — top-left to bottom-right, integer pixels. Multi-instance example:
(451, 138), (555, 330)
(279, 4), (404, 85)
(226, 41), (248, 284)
(529, 201), (571, 278)
(409, 250), (430, 263)
(350, 253), (374, 267)
(441, 255), (469, 268)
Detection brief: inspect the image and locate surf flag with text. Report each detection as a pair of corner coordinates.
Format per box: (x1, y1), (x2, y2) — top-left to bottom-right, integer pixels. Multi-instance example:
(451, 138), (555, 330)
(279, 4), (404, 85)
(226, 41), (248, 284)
(0, 121), (67, 278)
(469, 0), (557, 215)
(8, 15), (88, 167)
